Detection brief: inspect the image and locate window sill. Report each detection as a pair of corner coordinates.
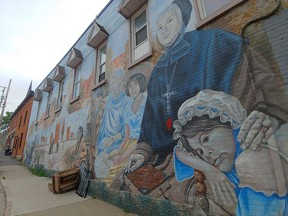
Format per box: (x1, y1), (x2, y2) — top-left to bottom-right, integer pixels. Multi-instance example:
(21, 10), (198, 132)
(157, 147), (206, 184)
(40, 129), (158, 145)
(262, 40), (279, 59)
(92, 79), (107, 91)
(69, 96), (80, 104)
(54, 106), (62, 113)
(194, 0), (246, 29)
(128, 50), (152, 69)
(44, 114), (49, 120)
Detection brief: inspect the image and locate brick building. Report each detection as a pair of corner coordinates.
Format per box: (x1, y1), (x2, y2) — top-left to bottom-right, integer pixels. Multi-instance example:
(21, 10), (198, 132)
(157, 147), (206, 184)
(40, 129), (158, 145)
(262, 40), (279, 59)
(7, 84), (34, 160)
(24, 0), (288, 215)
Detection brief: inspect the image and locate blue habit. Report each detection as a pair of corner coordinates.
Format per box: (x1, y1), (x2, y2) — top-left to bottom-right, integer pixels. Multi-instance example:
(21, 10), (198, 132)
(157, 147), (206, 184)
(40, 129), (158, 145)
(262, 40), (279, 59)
(138, 29), (243, 152)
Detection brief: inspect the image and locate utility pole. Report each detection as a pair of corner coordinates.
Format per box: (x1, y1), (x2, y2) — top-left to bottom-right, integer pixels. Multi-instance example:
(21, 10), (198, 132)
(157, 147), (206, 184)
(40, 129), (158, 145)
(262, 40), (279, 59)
(0, 79), (12, 123)
(0, 88), (5, 107)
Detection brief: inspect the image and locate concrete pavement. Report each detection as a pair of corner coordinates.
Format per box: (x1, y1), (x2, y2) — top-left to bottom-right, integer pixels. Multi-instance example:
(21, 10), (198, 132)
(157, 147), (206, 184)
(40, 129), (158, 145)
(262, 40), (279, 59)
(0, 143), (136, 216)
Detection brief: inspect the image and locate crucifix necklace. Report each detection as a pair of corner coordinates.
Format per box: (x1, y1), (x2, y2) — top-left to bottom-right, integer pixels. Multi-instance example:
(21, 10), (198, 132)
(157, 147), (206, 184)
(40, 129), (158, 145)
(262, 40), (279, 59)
(161, 61), (178, 115)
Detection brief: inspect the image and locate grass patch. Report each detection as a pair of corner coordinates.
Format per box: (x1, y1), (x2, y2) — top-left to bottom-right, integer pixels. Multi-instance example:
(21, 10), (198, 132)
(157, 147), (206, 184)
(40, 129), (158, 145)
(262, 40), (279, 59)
(28, 167), (48, 177)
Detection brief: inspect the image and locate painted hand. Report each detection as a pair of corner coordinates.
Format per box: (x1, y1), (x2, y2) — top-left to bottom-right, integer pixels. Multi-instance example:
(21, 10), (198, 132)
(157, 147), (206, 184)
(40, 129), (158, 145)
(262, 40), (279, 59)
(125, 153), (145, 173)
(237, 110), (280, 150)
(175, 146), (237, 205)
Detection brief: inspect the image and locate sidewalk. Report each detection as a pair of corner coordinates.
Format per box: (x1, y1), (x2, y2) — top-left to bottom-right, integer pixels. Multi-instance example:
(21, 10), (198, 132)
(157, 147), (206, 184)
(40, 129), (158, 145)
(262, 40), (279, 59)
(0, 144), (135, 216)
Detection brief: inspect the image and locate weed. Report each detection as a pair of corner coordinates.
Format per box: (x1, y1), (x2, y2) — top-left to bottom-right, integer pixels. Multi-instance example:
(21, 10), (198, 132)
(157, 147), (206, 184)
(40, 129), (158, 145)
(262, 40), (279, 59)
(28, 167), (48, 177)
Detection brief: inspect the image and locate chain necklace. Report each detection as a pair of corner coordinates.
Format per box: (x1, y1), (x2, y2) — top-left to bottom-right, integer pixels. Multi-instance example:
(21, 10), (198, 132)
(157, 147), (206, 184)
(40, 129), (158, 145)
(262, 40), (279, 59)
(161, 61), (178, 115)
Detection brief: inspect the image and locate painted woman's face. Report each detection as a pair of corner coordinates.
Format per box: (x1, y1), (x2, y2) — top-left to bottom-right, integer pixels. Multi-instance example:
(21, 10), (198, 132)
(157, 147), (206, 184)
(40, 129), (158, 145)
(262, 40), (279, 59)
(128, 80), (140, 99)
(157, 4), (183, 47)
(186, 127), (236, 172)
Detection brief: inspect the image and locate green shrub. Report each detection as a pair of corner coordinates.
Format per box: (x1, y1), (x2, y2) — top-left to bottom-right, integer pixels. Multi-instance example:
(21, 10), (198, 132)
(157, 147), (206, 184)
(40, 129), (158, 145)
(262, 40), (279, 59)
(136, 195), (160, 216)
(28, 167), (48, 177)
(88, 180), (193, 215)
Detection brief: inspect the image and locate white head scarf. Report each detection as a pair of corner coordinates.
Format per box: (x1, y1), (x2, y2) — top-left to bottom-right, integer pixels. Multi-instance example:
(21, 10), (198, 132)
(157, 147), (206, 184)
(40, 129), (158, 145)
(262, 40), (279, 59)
(173, 89), (247, 141)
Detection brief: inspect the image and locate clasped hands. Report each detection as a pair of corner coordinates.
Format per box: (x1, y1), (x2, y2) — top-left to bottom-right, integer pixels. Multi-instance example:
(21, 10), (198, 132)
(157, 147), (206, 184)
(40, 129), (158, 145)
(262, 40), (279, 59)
(237, 110), (279, 150)
(175, 146), (237, 205)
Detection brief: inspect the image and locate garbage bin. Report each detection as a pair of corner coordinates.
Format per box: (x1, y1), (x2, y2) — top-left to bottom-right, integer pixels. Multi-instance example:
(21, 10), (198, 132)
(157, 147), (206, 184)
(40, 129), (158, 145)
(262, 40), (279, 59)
(5, 148), (11, 155)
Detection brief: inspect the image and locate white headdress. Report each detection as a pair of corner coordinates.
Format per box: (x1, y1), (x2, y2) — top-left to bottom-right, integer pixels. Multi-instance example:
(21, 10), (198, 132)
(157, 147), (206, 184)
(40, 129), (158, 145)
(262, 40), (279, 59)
(173, 89), (247, 140)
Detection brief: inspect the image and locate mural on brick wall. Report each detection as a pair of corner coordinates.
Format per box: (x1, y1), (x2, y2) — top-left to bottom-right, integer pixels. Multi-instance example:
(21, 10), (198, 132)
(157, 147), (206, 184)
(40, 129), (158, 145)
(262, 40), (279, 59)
(91, 0), (288, 215)
(21, 0), (288, 215)
(64, 126), (87, 169)
(93, 63), (152, 187)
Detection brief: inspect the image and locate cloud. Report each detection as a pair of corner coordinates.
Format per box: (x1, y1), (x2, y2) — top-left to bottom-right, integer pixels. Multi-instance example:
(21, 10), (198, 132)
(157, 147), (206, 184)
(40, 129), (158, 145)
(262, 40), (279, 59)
(0, 0), (110, 112)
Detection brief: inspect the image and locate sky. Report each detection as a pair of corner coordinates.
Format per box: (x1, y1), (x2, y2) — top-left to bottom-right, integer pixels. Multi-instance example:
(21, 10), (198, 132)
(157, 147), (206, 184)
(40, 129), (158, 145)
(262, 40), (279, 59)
(0, 0), (110, 113)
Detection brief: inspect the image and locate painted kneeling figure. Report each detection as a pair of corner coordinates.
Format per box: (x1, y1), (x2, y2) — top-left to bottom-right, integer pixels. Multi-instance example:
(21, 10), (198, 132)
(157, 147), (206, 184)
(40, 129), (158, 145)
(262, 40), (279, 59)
(173, 89), (287, 216)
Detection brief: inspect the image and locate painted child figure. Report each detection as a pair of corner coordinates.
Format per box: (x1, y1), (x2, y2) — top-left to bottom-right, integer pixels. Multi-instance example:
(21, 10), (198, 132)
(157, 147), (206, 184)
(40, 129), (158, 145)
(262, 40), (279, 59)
(173, 89), (288, 215)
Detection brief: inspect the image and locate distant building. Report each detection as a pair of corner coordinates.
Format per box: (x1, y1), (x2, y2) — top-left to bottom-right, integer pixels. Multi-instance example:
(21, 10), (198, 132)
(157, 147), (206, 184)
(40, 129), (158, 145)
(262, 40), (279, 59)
(7, 83), (34, 160)
(24, 0), (288, 215)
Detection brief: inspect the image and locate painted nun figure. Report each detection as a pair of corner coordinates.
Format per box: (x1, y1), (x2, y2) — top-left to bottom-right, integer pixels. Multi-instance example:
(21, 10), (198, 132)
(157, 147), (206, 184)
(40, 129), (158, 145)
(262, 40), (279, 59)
(126, 0), (243, 172)
(173, 89), (288, 215)
(126, 0), (288, 174)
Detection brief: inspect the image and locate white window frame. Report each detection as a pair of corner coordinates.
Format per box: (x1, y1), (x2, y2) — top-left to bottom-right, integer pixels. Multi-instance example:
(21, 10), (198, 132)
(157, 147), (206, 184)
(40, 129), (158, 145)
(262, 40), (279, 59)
(97, 43), (106, 83)
(133, 8), (147, 48)
(93, 42), (107, 89)
(55, 79), (64, 112)
(57, 80), (64, 104)
(193, 0), (246, 28)
(35, 100), (42, 125)
(129, 5), (152, 67)
(71, 66), (81, 102)
(45, 92), (52, 118)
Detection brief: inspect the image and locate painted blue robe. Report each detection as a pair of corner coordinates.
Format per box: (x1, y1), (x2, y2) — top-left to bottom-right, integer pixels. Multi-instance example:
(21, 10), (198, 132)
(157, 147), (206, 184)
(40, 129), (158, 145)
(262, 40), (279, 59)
(124, 92), (147, 139)
(138, 29), (243, 152)
(96, 91), (131, 154)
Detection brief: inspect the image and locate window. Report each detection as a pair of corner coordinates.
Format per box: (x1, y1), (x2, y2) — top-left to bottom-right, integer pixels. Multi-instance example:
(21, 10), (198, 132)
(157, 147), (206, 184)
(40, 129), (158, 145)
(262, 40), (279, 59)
(24, 111), (28, 124)
(19, 116), (22, 128)
(87, 23), (109, 90)
(57, 80), (64, 106)
(49, 143), (53, 154)
(67, 48), (83, 102)
(72, 66), (81, 100)
(193, 0), (246, 28)
(135, 10), (147, 47)
(53, 65), (65, 111)
(13, 137), (17, 149)
(97, 44), (106, 83)
(93, 42), (107, 88)
(130, 6), (151, 65)
(35, 100), (42, 124)
(19, 133), (23, 148)
(45, 92), (52, 118)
